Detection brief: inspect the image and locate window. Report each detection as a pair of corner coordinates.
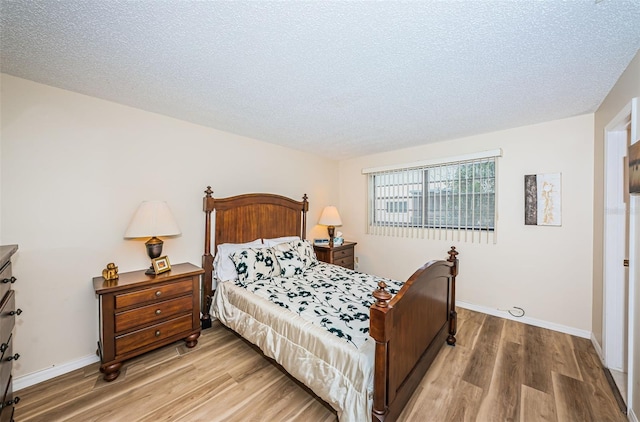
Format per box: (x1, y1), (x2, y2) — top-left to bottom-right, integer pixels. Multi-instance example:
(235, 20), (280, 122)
(363, 150), (500, 243)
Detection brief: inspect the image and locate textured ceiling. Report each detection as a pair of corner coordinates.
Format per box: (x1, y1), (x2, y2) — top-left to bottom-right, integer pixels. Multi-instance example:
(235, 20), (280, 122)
(2, 1), (639, 160)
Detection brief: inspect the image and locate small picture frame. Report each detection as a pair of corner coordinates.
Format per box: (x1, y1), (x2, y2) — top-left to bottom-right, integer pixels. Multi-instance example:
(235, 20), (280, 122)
(152, 256), (171, 274)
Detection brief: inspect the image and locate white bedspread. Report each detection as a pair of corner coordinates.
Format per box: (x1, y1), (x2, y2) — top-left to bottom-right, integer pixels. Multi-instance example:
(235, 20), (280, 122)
(212, 278), (375, 421)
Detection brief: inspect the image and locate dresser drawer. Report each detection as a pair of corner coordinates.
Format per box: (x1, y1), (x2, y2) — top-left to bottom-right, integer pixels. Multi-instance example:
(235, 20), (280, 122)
(0, 336), (12, 390)
(0, 263), (14, 307)
(0, 292), (15, 348)
(115, 295), (193, 333)
(115, 314), (193, 356)
(115, 279), (192, 309)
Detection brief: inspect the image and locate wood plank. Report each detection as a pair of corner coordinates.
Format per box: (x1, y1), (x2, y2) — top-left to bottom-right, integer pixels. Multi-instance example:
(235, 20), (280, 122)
(502, 317), (526, 345)
(455, 307), (486, 349)
(520, 384), (557, 422)
(442, 380), (483, 422)
(172, 365), (291, 421)
(461, 313), (504, 390)
(397, 343), (471, 421)
(523, 323), (553, 393)
(571, 340), (626, 422)
(546, 329), (582, 381)
(552, 371), (596, 421)
(475, 341), (523, 421)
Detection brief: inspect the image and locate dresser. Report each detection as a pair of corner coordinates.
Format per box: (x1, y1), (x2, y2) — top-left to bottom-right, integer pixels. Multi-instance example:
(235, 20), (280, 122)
(93, 263), (204, 381)
(313, 241), (357, 269)
(0, 245), (20, 422)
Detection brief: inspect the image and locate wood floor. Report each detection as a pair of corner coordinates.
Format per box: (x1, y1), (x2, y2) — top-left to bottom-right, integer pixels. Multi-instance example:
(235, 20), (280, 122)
(15, 308), (625, 422)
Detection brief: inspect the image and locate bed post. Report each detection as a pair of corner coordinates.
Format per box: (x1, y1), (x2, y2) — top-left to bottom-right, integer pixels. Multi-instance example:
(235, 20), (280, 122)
(301, 194), (308, 239)
(370, 281), (393, 421)
(446, 246), (458, 346)
(201, 186), (215, 329)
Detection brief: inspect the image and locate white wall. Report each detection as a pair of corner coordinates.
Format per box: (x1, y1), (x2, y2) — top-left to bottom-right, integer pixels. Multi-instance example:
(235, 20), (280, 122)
(0, 74), (338, 380)
(339, 114), (594, 332)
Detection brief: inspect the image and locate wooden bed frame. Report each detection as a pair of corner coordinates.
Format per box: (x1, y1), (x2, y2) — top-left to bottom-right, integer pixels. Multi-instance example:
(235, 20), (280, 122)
(200, 186), (458, 422)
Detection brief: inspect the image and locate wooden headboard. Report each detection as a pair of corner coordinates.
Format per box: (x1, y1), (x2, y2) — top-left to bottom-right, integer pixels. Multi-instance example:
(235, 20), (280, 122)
(201, 186), (309, 328)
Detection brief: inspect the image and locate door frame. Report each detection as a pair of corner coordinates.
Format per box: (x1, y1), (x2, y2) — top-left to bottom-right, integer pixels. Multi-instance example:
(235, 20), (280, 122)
(603, 97), (638, 414)
(603, 103), (630, 373)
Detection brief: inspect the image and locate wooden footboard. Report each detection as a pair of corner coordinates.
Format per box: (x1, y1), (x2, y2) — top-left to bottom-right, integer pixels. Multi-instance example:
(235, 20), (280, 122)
(370, 247), (458, 422)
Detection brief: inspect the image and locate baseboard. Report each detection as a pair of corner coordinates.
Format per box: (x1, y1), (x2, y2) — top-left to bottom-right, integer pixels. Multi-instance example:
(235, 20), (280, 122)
(14, 354), (100, 392)
(456, 301), (591, 339)
(590, 332), (605, 365)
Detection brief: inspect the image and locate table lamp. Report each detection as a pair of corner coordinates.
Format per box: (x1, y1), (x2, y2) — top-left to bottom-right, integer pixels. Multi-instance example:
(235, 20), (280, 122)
(318, 206), (342, 247)
(124, 200), (181, 275)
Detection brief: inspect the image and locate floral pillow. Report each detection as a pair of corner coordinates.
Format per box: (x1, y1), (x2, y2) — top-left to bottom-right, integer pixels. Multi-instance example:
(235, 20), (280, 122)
(274, 240), (318, 268)
(230, 247), (281, 284)
(273, 247), (305, 277)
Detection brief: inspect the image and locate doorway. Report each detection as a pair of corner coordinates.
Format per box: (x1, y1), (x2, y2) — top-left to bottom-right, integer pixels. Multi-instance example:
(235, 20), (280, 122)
(603, 99), (637, 410)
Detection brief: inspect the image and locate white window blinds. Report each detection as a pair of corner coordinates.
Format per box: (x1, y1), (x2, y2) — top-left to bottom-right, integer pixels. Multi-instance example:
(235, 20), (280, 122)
(363, 150), (501, 243)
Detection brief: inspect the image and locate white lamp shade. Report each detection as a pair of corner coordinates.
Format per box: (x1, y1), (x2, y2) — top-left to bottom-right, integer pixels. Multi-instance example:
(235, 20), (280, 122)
(124, 200), (181, 238)
(318, 206), (342, 226)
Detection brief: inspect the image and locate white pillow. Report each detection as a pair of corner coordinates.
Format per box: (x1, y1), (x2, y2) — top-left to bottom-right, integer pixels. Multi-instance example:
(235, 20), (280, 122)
(263, 236), (301, 247)
(213, 239), (263, 281)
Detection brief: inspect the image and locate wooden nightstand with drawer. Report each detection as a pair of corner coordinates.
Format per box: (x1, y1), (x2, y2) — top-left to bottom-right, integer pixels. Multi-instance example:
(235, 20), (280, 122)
(313, 241), (357, 270)
(93, 263), (204, 381)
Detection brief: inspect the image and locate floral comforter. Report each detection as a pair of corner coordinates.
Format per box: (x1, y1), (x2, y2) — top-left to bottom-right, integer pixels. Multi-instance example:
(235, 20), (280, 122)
(236, 262), (404, 349)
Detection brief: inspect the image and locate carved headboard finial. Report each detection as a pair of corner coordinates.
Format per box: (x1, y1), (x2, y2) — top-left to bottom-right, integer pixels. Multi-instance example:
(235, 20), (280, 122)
(372, 281), (392, 308)
(205, 186), (214, 197)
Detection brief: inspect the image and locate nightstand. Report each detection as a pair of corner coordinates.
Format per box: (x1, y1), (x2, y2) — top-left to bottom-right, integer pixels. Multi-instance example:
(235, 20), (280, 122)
(313, 241), (357, 270)
(93, 262), (204, 381)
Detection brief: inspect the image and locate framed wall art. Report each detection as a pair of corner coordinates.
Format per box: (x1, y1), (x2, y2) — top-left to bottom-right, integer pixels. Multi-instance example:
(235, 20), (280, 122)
(525, 173), (562, 226)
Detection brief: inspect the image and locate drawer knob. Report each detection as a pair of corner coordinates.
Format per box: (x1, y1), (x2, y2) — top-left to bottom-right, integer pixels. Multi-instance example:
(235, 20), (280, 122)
(6, 353), (19, 362)
(9, 309), (22, 316)
(1, 396), (19, 408)
(155, 330), (161, 337)
(0, 343), (7, 353)
(155, 291), (162, 297)
(155, 309), (161, 315)
(1, 277), (16, 284)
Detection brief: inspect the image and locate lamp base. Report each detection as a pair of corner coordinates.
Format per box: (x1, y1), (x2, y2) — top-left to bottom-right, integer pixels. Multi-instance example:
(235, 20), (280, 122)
(145, 236), (164, 276)
(327, 226), (335, 247)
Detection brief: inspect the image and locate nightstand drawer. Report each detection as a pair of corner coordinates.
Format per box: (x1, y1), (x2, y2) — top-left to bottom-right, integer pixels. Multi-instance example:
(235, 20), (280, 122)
(115, 279), (192, 309)
(334, 256), (354, 269)
(115, 295), (193, 333)
(313, 241), (356, 270)
(333, 248), (353, 260)
(115, 314), (193, 356)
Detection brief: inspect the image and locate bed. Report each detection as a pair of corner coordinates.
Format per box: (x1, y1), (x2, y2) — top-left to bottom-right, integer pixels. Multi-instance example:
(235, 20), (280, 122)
(200, 186), (459, 422)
